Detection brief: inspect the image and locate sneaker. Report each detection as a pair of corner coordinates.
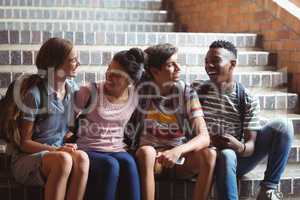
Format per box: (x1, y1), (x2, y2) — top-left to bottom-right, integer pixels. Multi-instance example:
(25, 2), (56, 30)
(256, 188), (283, 200)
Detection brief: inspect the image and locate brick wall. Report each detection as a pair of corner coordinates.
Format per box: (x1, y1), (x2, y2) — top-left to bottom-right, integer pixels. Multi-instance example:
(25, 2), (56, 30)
(168, 0), (300, 98)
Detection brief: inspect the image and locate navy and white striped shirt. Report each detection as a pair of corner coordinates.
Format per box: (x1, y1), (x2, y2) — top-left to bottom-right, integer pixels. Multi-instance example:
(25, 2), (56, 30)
(193, 81), (261, 140)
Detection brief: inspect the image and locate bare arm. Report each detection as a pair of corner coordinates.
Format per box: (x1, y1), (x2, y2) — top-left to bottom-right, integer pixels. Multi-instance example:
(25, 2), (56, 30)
(173, 116), (210, 154)
(19, 120), (77, 153)
(217, 129), (257, 157)
(239, 130), (257, 157)
(157, 116), (210, 167)
(19, 119), (57, 153)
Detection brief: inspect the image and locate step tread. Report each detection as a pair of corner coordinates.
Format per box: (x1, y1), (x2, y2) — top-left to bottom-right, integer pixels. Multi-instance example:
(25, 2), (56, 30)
(259, 111), (300, 119)
(0, 6), (168, 12)
(0, 18), (174, 24)
(0, 44), (266, 52)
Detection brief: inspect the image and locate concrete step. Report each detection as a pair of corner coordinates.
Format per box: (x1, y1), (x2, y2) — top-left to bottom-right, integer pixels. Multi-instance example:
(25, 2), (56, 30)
(0, 48), (269, 66)
(239, 163), (300, 199)
(288, 135), (300, 164)
(0, 19), (174, 32)
(0, 7), (169, 22)
(0, 0), (163, 10)
(0, 31), (258, 48)
(253, 90), (298, 111)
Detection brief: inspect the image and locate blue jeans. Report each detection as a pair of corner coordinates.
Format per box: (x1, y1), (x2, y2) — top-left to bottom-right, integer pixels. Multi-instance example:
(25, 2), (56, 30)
(215, 119), (294, 200)
(86, 151), (141, 200)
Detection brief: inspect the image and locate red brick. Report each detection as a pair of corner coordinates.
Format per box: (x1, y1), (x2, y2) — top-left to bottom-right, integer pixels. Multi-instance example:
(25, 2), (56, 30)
(290, 52), (300, 62)
(277, 31), (290, 39)
(260, 22), (273, 30)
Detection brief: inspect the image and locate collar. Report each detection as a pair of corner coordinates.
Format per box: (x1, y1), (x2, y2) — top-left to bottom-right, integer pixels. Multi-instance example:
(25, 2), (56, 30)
(44, 79), (72, 97)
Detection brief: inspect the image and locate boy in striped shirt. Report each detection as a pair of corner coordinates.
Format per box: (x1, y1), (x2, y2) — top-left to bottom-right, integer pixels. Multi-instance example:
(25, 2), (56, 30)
(193, 40), (294, 200)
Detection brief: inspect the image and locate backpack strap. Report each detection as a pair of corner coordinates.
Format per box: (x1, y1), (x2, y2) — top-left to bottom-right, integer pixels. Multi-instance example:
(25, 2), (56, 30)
(236, 82), (246, 141)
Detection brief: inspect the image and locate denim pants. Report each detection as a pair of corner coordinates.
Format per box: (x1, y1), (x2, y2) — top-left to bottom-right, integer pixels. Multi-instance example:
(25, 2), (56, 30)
(86, 151), (141, 200)
(215, 119), (294, 200)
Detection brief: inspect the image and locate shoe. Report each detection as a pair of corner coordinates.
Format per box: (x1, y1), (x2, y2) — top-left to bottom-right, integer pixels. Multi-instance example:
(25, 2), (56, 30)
(256, 188), (283, 200)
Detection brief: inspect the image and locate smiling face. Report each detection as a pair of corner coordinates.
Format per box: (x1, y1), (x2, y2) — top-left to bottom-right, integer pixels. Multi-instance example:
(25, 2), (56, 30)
(104, 59), (131, 96)
(58, 48), (80, 78)
(150, 53), (181, 88)
(205, 48), (236, 86)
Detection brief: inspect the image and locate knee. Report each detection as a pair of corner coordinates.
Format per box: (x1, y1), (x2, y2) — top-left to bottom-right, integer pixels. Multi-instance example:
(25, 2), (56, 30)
(217, 149), (237, 167)
(101, 157), (120, 177)
(196, 148), (217, 170)
(135, 146), (156, 164)
(54, 152), (73, 176)
(270, 119), (294, 143)
(280, 120), (294, 141)
(72, 150), (90, 175)
(121, 155), (137, 169)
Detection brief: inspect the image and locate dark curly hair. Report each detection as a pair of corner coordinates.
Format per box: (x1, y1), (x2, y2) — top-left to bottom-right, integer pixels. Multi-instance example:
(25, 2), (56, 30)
(209, 40), (237, 59)
(113, 48), (145, 84)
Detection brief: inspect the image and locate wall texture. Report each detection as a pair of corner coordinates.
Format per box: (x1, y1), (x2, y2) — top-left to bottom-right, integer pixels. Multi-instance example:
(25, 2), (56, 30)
(168, 0), (300, 96)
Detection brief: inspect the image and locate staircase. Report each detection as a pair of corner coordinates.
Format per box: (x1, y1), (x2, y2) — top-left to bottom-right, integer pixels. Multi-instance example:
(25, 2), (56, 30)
(0, 0), (299, 199)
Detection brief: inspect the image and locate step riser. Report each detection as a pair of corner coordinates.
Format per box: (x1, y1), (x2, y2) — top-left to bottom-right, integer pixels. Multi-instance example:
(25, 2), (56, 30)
(0, 31), (258, 48)
(292, 119), (300, 136)
(0, 21), (174, 32)
(0, 8), (168, 22)
(0, 70), (288, 88)
(0, 50), (269, 66)
(0, 0), (162, 10)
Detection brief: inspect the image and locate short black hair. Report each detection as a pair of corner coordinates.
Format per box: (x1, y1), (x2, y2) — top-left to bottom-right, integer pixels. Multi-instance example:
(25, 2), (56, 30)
(144, 43), (178, 69)
(113, 48), (145, 84)
(209, 40), (237, 58)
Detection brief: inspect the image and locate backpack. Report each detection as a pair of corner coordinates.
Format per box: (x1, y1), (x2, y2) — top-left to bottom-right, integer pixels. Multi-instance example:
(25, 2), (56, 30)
(0, 75), (46, 148)
(192, 80), (246, 141)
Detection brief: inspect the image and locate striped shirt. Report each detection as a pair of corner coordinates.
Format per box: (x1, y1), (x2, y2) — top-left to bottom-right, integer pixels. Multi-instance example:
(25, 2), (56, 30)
(140, 86), (204, 148)
(193, 81), (261, 140)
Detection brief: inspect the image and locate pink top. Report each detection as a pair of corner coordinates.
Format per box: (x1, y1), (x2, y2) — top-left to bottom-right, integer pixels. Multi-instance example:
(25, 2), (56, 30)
(75, 81), (138, 152)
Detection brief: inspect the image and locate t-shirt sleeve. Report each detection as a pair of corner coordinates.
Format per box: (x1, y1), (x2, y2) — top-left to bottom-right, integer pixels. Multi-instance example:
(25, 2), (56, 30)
(243, 90), (261, 131)
(186, 88), (204, 119)
(21, 88), (40, 122)
(75, 85), (92, 111)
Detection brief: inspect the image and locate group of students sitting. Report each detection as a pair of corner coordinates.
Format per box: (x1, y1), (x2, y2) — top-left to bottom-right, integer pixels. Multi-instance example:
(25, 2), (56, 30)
(0, 38), (294, 200)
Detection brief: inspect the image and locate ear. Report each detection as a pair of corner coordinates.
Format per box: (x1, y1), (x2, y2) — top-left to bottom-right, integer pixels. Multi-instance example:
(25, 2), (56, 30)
(230, 60), (236, 70)
(149, 67), (159, 77)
